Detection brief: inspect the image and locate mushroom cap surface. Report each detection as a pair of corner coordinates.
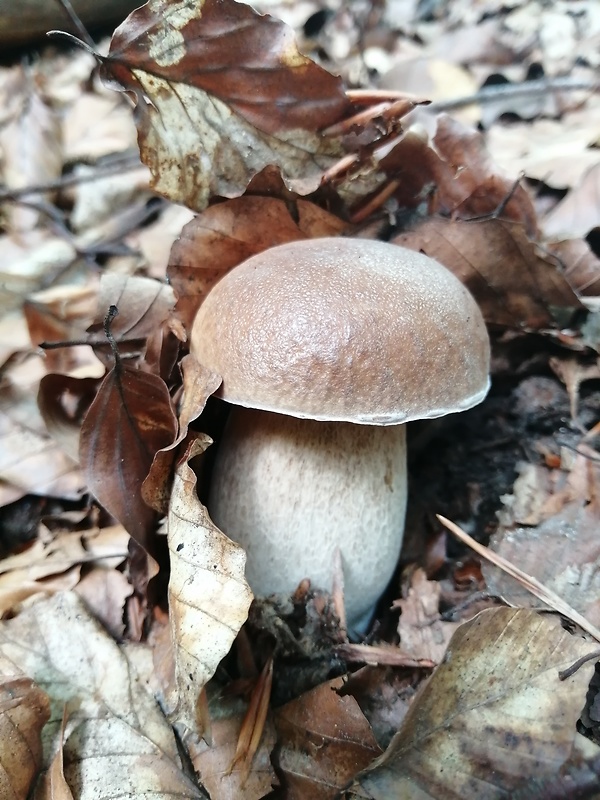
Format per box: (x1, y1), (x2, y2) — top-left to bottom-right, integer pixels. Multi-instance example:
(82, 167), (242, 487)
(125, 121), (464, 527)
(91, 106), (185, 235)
(191, 237), (490, 425)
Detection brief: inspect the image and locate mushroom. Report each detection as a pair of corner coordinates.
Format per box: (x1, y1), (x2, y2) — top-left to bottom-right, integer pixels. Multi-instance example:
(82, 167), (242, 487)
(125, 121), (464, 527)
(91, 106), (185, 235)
(190, 237), (490, 629)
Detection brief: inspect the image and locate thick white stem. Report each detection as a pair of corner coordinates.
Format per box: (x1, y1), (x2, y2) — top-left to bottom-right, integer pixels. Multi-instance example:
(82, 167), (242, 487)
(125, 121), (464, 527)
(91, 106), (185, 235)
(208, 406), (407, 629)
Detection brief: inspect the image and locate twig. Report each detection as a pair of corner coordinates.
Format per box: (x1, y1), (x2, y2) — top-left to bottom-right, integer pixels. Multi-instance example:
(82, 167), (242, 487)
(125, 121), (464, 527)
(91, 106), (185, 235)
(437, 514), (600, 642)
(428, 76), (599, 112)
(0, 151), (142, 203)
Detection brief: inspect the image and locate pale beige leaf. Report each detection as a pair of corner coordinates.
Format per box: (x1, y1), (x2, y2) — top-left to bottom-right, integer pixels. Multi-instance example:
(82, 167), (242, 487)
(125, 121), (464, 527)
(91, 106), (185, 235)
(349, 608), (596, 799)
(0, 593), (187, 788)
(0, 675), (50, 800)
(167, 436), (253, 734)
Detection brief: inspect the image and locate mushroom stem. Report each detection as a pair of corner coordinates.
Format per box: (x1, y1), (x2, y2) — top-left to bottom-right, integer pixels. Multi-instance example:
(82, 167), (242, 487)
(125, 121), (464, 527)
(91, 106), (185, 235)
(209, 406), (408, 629)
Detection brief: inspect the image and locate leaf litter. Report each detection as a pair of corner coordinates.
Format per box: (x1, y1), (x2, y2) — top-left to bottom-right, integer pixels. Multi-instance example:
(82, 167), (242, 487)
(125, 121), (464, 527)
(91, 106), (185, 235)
(0, 0), (600, 796)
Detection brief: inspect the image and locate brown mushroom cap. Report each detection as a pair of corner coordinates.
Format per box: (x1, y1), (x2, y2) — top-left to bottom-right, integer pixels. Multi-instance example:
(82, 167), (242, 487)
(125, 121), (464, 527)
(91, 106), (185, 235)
(191, 237), (490, 425)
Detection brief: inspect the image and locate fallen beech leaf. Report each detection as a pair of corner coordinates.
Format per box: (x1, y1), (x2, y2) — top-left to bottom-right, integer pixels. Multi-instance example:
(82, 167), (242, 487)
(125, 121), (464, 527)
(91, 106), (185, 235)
(38, 374), (101, 462)
(0, 401), (84, 502)
(484, 450), (600, 626)
(543, 163), (600, 240)
(0, 593), (205, 798)
(347, 608), (596, 799)
(189, 694), (277, 800)
(0, 675), (49, 800)
(79, 364), (177, 546)
(169, 196), (347, 328)
(0, 67), (62, 236)
(550, 238), (600, 302)
(166, 436), (252, 735)
(104, 0), (349, 210)
(0, 525), (129, 617)
(393, 217), (582, 328)
(36, 710), (73, 800)
(75, 568), (134, 640)
(142, 354), (221, 514)
(379, 116), (537, 232)
(86, 274), (176, 367)
(275, 676), (381, 799)
(394, 569), (459, 663)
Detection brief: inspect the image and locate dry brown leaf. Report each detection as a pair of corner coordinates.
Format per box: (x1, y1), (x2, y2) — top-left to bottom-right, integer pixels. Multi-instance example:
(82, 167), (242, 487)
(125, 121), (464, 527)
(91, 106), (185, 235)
(35, 710), (73, 800)
(75, 568), (133, 640)
(275, 676), (382, 799)
(79, 363), (177, 547)
(347, 608), (597, 800)
(0, 593), (205, 798)
(393, 217), (582, 328)
(0, 524), (129, 616)
(394, 568), (459, 664)
(168, 196), (346, 329)
(142, 354), (221, 515)
(190, 699), (277, 800)
(550, 238), (600, 302)
(166, 436), (252, 735)
(379, 115), (537, 232)
(104, 0), (349, 211)
(0, 674), (50, 800)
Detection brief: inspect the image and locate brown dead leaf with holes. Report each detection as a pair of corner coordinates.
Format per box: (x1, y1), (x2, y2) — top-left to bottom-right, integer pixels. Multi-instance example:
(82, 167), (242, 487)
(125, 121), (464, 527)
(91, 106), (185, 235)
(168, 196), (347, 328)
(347, 608), (596, 800)
(275, 676), (382, 799)
(393, 217), (582, 328)
(103, 0), (350, 211)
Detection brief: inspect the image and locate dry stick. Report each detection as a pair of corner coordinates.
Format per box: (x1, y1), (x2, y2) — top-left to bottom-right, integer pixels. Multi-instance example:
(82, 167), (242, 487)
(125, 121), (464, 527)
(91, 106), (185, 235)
(437, 514), (600, 643)
(429, 76), (599, 112)
(0, 150), (142, 203)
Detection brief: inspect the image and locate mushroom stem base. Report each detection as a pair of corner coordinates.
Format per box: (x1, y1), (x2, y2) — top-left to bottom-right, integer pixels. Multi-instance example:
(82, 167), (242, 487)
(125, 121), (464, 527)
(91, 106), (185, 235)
(208, 407), (407, 629)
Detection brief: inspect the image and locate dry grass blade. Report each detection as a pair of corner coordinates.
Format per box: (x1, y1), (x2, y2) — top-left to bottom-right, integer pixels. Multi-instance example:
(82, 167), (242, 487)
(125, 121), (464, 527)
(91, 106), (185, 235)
(437, 515), (600, 642)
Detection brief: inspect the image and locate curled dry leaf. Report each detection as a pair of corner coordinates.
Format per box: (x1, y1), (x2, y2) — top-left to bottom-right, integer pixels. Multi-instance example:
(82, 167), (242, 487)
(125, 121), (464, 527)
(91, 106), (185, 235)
(550, 238), (600, 303)
(347, 608), (596, 800)
(104, 0), (349, 211)
(79, 364), (177, 547)
(393, 217), (582, 328)
(378, 115), (537, 232)
(166, 436), (253, 735)
(274, 676), (382, 800)
(0, 524), (129, 617)
(168, 196), (347, 328)
(142, 354), (221, 514)
(0, 674), (50, 800)
(0, 593), (205, 798)
(86, 274), (176, 367)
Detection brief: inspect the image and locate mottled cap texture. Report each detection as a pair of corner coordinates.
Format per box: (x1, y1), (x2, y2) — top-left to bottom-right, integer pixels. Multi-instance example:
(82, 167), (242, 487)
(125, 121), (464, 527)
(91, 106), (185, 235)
(191, 237), (490, 425)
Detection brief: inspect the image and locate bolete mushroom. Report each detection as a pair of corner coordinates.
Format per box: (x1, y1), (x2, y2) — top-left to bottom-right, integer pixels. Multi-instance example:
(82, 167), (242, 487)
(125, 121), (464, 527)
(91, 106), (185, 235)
(191, 237), (490, 629)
